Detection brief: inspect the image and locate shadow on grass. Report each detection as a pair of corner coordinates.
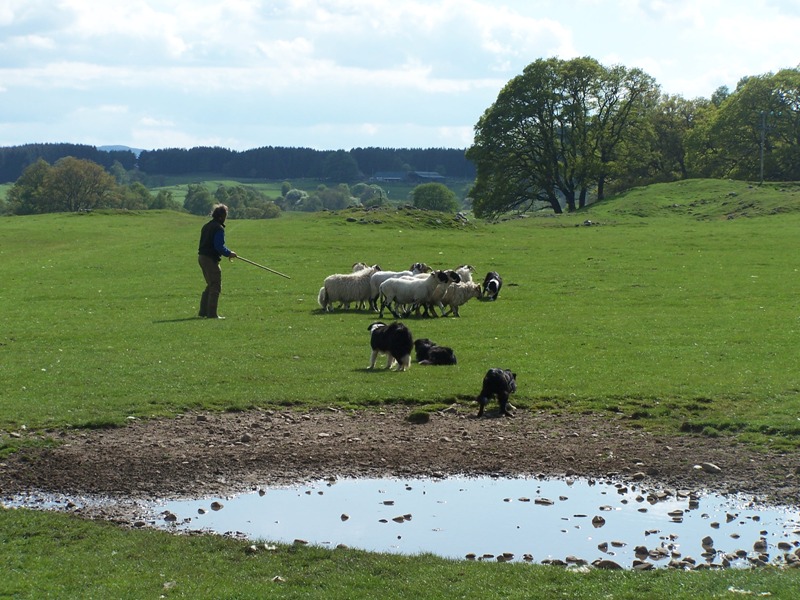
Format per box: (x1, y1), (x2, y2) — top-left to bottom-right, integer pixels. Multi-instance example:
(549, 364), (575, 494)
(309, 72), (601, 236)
(152, 317), (205, 323)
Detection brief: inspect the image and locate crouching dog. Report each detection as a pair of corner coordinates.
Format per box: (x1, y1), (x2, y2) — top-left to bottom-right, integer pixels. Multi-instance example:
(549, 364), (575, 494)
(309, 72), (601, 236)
(414, 338), (457, 365)
(476, 368), (517, 417)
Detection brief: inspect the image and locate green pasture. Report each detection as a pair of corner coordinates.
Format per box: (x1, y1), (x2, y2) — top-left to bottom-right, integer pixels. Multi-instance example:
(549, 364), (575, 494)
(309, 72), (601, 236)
(2, 179), (799, 445)
(2, 178), (800, 598)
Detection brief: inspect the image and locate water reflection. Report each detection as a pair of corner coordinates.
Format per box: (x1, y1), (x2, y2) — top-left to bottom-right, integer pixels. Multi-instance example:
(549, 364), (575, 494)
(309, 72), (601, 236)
(158, 476), (800, 568)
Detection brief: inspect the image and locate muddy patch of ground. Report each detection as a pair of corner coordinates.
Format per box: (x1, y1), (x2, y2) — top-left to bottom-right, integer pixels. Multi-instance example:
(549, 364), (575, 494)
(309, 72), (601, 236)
(1, 407), (798, 522)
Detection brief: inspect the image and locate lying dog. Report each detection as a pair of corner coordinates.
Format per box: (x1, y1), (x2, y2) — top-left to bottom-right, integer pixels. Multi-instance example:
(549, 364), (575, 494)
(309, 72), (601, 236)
(414, 338), (457, 365)
(482, 271), (503, 301)
(476, 368), (517, 417)
(368, 321), (413, 371)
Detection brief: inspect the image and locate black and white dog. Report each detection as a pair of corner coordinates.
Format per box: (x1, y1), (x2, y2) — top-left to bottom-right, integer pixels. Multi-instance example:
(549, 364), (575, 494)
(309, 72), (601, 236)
(482, 271), (503, 301)
(476, 368), (517, 417)
(414, 338), (457, 365)
(367, 321), (413, 371)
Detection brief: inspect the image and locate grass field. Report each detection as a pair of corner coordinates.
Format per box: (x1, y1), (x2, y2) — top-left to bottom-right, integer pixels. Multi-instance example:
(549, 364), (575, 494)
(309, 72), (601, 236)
(2, 179), (799, 444)
(2, 178), (800, 598)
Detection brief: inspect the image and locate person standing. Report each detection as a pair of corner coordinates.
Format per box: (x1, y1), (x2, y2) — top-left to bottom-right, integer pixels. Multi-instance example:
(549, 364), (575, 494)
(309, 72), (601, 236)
(197, 203), (237, 319)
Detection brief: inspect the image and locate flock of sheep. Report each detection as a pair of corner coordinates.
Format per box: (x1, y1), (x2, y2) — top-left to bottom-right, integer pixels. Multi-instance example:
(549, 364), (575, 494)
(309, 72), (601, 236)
(317, 262), (500, 318)
(316, 262), (513, 416)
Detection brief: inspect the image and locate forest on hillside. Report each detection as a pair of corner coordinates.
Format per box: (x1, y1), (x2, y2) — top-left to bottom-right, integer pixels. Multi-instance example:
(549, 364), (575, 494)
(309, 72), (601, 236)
(0, 144), (475, 184)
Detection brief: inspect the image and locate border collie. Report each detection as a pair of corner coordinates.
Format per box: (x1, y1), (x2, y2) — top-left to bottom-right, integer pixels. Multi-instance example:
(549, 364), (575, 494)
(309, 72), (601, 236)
(476, 368), (517, 417)
(367, 321), (413, 371)
(414, 338), (457, 365)
(482, 271), (503, 301)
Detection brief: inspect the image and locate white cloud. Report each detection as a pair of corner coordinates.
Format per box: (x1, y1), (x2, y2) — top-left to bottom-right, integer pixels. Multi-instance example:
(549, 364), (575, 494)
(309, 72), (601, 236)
(0, 0), (797, 150)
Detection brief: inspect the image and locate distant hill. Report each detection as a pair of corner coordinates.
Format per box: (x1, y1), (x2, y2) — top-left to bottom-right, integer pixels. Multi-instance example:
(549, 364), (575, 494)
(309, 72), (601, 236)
(98, 145), (144, 157)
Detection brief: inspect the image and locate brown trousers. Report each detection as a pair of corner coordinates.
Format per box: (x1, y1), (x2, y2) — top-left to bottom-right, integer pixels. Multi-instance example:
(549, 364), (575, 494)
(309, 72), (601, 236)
(198, 255), (222, 318)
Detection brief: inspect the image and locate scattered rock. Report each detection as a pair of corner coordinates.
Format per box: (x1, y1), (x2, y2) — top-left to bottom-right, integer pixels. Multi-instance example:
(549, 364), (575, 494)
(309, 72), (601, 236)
(697, 462), (722, 474)
(593, 559), (623, 570)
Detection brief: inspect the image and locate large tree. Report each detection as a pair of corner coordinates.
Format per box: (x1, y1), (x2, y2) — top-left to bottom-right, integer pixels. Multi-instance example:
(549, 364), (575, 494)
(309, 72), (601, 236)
(45, 157), (118, 212)
(6, 158), (51, 214)
(467, 57), (659, 217)
(184, 184), (214, 216)
(8, 156), (117, 213)
(411, 182), (459, 213)
(685, 68), (800, 181)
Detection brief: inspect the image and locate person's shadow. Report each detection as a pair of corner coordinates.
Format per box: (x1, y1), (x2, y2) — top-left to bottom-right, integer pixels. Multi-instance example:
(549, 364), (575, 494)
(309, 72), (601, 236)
(152, 317), (203, 323)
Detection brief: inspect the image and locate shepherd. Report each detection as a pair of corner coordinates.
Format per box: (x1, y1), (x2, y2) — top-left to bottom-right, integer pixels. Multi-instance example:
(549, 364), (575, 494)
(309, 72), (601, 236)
(197, 203), (237, 319)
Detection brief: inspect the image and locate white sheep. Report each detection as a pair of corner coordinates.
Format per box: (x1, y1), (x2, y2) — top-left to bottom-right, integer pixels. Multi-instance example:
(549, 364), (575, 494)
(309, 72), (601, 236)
(368, 262), (430, 311)
(454, 264), (475, 283)
(318, 265), (381, 312)
(419, 269), (462, 317)
(441, 281), (483, 317)
(378, 270), (450, 318)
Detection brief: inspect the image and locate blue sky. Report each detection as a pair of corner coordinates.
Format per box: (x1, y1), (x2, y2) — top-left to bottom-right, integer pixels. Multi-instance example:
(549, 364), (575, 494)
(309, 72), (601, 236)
(1, 0), (798, 151)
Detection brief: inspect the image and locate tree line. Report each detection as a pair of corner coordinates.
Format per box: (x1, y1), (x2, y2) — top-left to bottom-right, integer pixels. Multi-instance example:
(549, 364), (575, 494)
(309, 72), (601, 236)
(468, 57), (800, 217)
(0, 144), (476, 184)
(3, 152), (461, 217)
(0, 143), (136, 183)
(3, 58), (798, 219)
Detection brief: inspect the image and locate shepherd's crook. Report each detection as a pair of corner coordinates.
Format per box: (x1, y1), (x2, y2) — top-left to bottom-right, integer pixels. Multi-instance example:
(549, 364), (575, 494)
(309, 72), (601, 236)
(234, 256), (291, 279)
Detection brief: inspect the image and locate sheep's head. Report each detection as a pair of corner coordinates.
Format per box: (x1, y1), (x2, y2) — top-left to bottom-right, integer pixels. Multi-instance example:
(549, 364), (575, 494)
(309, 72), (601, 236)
(445, 270), (461, 283)
(434, 270), (450, 283)
(410, 262), (431, 273)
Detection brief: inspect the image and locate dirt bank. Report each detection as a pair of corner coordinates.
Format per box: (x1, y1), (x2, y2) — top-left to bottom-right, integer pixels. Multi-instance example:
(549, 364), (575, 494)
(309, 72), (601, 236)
(2, 407), (798, 522)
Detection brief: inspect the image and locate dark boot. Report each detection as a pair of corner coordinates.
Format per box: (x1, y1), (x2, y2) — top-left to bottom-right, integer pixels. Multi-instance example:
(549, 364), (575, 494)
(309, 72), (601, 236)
(207, 292), (223, 319)
(198, 290), (209, 317)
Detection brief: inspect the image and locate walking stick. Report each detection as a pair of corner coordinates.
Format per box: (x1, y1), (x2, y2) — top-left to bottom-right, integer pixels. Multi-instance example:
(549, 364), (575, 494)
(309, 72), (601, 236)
(234, 256), (291, 279)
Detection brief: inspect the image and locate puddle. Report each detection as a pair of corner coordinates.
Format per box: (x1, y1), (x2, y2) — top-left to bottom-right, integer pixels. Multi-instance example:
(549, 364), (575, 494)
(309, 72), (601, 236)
(153, 476), (800, 569)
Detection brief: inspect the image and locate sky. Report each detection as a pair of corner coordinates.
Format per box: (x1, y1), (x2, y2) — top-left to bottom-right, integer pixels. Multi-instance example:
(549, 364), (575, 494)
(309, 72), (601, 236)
(1, 0), (798, 152)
